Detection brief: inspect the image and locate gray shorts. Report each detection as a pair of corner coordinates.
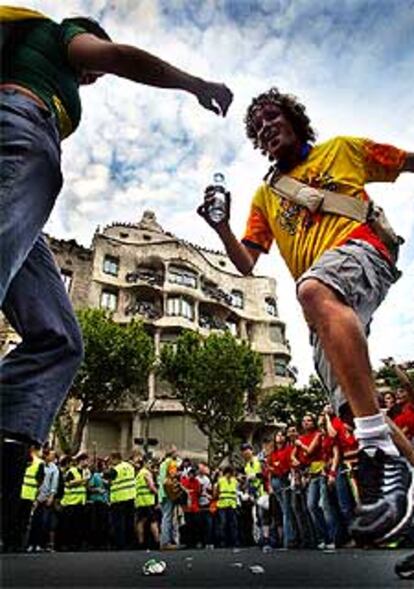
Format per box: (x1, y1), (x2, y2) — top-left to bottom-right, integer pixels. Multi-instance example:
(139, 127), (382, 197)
(296, 240), (400, 412)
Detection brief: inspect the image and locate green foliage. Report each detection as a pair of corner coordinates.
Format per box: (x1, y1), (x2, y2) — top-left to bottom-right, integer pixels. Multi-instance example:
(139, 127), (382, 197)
(376, 365), (402, 390)
(55, 309), (155, 453)
(158, 330), (263, 466)
(73, 308), (155, 408)
(257, 375), (328, 426)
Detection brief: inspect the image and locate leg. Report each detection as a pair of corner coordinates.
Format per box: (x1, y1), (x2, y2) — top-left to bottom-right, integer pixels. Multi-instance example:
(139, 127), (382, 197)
(0, 93), (65, 548)
(306, 477), (328, 545)
(298, 278), (378, 418)
(298, 242), (414, 543)
(136, 517), (146, 546)
(1, 235), (84, 444)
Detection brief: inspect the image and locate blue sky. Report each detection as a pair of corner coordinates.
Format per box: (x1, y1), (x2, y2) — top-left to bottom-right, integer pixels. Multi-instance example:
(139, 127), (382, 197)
(7, 0), (414, 383)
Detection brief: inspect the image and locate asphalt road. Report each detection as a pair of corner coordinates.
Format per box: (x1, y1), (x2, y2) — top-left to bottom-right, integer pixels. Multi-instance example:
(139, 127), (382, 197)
(1, 548), (411, 589)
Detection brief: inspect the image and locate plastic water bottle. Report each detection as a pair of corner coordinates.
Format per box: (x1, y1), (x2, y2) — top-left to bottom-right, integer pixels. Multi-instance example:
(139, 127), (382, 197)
(207, 172), (227, 223)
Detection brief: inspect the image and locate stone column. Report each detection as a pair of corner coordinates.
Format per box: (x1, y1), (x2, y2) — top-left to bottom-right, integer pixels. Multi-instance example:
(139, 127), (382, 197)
(120, 419), (130, 456)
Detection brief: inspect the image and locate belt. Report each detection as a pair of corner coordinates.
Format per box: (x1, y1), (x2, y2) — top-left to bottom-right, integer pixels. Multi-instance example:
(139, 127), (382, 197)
(0, 83), (49, 112)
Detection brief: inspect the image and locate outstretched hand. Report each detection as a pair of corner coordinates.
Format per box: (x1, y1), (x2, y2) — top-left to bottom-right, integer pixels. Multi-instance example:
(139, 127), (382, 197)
(196, 81), (233, 116)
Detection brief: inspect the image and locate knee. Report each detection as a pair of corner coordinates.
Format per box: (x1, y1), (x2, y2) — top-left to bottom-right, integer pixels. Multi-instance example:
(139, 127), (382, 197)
(297, 279), (325, 312)
(50, 317), (84, 372)
(297, 279), (339, 324)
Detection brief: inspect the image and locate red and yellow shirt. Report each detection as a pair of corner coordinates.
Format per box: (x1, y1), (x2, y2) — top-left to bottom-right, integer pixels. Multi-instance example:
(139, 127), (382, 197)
(242, 136), (406, 280)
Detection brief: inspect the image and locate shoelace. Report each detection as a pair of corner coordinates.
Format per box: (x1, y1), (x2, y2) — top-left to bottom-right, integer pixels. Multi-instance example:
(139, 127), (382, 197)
(358, 450), (406, 504)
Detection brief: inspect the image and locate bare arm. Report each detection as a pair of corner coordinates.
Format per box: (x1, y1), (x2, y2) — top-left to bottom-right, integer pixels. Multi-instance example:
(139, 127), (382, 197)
(296, 432), (322, 455)
(383, 357), (414, 402)
(401, 153), (414, 173)
(216, 223), (261, 276)
(324, 413), (338, 439)
(67, 34), (232, 115)
(144, 472), (157, 495)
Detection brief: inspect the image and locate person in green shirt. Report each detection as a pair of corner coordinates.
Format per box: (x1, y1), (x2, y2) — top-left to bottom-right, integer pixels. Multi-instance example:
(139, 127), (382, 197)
(0, 8), (233, 552)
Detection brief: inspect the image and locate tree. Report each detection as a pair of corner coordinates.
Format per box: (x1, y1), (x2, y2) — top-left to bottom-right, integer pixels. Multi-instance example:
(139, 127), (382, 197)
(158, 330), (263, 467)
(54, 308), (155, 454)
(257, 375), (328, 426)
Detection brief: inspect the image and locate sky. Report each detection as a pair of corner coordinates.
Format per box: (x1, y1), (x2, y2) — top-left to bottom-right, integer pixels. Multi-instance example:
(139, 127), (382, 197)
(7, 0), (414, 384)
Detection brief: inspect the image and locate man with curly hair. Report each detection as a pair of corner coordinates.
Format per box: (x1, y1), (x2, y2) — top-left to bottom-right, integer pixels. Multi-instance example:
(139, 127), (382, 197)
(198, 87), (414, 546)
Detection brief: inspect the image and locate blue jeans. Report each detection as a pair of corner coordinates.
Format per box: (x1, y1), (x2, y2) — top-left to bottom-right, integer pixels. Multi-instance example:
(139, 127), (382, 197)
(306, 475), (338, 545)
(271, 475), (296, 548)
(335, 465), (356, 526)
(0, 90), (83, 444)
(217, 508), (238, 547)
(160, 498), (176, 546)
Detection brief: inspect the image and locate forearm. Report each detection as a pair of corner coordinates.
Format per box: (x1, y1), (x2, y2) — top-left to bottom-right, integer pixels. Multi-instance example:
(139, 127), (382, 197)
(107, 44), (204, 91)
(216, 224), (257, 275)
(393, 364), (414, 399)
(70, 37), (202, 94)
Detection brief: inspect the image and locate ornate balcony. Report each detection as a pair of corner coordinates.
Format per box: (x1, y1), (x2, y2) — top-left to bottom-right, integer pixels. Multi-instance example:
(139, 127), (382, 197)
(125, 269), (164, 287)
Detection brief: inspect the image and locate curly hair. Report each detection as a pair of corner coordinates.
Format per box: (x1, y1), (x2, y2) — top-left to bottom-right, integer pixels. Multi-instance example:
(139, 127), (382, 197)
(244, 87), (316, 152)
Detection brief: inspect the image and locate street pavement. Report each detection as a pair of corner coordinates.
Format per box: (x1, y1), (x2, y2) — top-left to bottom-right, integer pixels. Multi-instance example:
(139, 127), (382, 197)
(1, 547), (411, 589)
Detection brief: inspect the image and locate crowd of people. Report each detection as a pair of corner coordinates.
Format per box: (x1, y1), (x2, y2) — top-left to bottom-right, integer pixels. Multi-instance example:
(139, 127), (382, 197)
(10, 385), (414, 555)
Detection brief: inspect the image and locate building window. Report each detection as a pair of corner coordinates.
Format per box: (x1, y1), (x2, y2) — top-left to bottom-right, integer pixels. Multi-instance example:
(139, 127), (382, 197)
(100, 289), (118, 312)
(103, 255), (119, 276)
(61, 269), (73, 292)
(230, 289), (244, 309)
(265, 297), (278, 316)
(274, 357), (287, 377)
(120, 232), (129, 239)
(226, 321), (238, 336)
(270, 325), (284, 344)
(167, 296), (194, 321)
(168, 266), (197, 288)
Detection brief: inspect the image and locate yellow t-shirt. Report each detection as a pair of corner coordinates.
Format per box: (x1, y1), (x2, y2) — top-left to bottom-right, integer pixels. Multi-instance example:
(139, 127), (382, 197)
(242, 136), (406, 280)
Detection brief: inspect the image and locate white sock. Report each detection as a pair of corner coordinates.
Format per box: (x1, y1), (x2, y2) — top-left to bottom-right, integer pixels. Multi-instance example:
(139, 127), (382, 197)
(354, 413), (399, 457)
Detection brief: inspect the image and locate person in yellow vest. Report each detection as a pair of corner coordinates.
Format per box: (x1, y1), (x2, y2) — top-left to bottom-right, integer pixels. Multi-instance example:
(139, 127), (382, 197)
(241, 443), (266, 546)
(0, 5), (232, 551)
(17, 446), (44, 551)
(60, 452), (89, 551)
(215, 466), (239, 548)
(107, 451), (136, 550)
(135, 458), (159, 549)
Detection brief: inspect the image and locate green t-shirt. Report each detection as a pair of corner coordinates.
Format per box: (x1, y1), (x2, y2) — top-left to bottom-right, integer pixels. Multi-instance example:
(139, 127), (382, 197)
(2, 17), (88, 138)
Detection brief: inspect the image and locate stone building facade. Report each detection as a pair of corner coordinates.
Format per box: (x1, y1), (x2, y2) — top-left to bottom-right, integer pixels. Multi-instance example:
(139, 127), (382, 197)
(0, 211), (294, 459)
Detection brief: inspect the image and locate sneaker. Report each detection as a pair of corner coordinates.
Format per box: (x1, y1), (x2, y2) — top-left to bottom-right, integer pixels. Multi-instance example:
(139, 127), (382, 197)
(395, 552), (414, 580)
(349, 447), (414, 544)
(325, 543), (336, 551)
(317, 542), (326, 550)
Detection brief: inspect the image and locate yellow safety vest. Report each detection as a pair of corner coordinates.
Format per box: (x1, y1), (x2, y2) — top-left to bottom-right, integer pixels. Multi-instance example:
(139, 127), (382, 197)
(111, 461), (136, 504)
(245, 457), (265, 496)
(135, 467), (156, 508)
(217, 476), (238, 509)
(61, 466), (86, 506)
(20, 456), (43, 501)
